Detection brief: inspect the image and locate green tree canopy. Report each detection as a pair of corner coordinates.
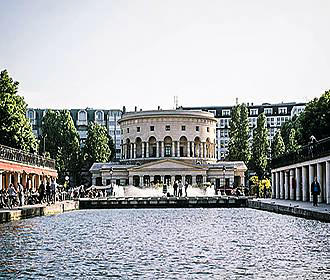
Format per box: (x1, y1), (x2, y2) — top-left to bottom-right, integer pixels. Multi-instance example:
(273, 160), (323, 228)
(0, 69), (37, 152)
(41, 110), (80, 181)
(271, 129), (285, 159)
(83, 122), (112, 168)
(286, 128), (300, 153)
(251, 113), (270, 178)
(298, 90), (330, 144)
(228, 103), (251, 163)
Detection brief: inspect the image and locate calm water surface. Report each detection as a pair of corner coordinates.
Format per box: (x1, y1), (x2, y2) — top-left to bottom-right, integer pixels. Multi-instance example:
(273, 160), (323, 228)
(0, 208), (330, 280)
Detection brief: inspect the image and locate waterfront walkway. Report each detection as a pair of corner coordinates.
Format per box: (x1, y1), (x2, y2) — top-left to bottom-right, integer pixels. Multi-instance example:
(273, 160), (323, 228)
(248, 198), (330, 222)
(0, 200), (78, 223)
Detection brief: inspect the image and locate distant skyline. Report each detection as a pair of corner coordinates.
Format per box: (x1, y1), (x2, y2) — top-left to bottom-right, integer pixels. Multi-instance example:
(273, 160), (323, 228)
(1, 0), (329, 111)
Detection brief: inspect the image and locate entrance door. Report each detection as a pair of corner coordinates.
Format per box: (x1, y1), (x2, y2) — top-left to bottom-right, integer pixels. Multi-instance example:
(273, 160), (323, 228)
(133, 176), (140, 187)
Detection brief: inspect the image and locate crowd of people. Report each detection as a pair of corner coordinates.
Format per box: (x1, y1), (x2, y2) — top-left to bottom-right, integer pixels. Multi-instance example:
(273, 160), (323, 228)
(0, 179), (68, 209)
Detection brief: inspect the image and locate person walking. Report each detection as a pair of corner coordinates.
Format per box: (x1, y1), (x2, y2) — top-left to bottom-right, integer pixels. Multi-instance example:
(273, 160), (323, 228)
(173, 181), (178, 196)
(184, 182), (189, 197)
(38, 181), (45, 203)
(7, 183), (17, 209)
(17, 182), (24, 206)
(311, 176), (321, 206)
(178, 181), (183, 197)
(46, 181), (51, 204)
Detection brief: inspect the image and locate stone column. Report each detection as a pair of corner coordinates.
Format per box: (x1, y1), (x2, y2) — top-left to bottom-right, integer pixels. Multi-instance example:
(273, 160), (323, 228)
(309, 165), (315, 202)
(279, 171), (284, 199)
(187, 142), (190, 158)
(192, 176), (196, 185)
(317, 163), (323, 203)
(133, 143), (136, 159)
(191, 142), (195, 157)
(146, 142), (149, 158)
(202, 143), (206, 158)
(326, 161), (330, 204)
(171, 176), (175, 185)
(296, 167), (302, 201)
(172, 142), (175, 157)
(302, 166), (308, 202)
(271, 172), (276, 199)
(129, 176), (133, 186)
(177, 141), (180, 157)
(276, 172), (280, 199)
(284, 171), (289, 199)
(290, 169), (295, 200)
(161, 142), (164, 157)
(142, 142), (145, 158)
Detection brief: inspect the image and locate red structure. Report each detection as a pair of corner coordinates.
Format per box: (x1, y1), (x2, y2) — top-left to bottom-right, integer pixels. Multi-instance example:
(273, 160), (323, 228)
(0, 144), (57, 191)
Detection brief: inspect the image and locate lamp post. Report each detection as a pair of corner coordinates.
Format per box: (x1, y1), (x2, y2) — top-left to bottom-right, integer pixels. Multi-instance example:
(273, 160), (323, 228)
(223, 166), (226, 195)
(110, 167), (113, 196)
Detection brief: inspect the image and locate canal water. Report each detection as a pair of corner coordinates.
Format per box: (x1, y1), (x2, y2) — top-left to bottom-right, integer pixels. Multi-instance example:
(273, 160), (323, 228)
(0, 208), (329, 279)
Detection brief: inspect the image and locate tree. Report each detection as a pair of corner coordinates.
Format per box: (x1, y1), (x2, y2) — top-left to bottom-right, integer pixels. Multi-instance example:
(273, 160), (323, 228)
(271, 130), (285, 159)
(41, 110), (80, 182)
(238, 103), (251, 163)
(251, 113), (270, 178)
(0, 69), (37, 152)
(83, 122), (112, 168)
(228, 105), (240, 160)
(228, 103), (251, 163)
(286, 128), (299, 153)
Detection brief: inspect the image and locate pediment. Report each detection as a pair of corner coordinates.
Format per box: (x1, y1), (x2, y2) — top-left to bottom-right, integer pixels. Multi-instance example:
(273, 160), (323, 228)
(129, 159), (205, 171)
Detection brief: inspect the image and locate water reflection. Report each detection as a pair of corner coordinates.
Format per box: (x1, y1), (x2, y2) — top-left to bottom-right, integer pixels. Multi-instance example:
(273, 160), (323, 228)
(0, 208), (329, 279)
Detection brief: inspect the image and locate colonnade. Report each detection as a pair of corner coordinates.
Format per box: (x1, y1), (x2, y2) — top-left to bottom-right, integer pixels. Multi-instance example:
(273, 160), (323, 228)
(0, 170), (55, 192)
(271, 159), (330, 204)
(122, 140), (216, 160)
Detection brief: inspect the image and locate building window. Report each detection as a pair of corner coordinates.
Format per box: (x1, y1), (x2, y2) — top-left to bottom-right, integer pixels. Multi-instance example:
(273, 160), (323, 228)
(28, 110), (34, 119)
(222, 110), (230, 116)
(165, 125), (170, 131)
(264, 108), (273, 115)
(279, 107), (287, 114)
(181, 125), (186, 131)
(127, 128), (129, 133)
(165, 145), (171, 156)
(250, 109), (258, 116)
(207, 127), (209, 132)
(137, 127), (140, 132)
(95, 111), (103, 120)
(150, 126), (154, 131)
(196, 126), (200, 132)
(78, 110), (87, 121)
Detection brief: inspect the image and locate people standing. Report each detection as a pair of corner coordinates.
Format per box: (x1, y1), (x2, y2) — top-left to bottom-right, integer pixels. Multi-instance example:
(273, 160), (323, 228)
(7, 183), (17, 209)
(311, 176), (321, 206)
(17, 182), (24, 206)
(178, 181), (183, 197)
(184, 182), (189, 197)
(38, 181), (45, 203)
(173, 181), (178, 196)
(46, 181), (51, 204)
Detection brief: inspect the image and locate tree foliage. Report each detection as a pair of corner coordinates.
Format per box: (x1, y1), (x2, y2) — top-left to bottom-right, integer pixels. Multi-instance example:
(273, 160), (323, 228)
(298, 90), (330, 144)
(228, 103), (251, 163)
(83, 122), (112, 168)
(251, 113), (269, 178)
(286, 128), (300, 153)
(41, 110), (80, 181)
(271, 129), (285, 159)
(0, 69), (37, 152)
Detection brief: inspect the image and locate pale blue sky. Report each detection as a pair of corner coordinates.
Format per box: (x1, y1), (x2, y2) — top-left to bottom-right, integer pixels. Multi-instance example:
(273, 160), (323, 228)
(1, 0), (329, 110)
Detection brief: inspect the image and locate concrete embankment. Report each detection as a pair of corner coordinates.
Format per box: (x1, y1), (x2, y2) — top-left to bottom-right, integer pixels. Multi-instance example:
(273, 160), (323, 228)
(79, 196), (249, 209)
(248, 199), (330, 222)
(0, 200), (79, 223)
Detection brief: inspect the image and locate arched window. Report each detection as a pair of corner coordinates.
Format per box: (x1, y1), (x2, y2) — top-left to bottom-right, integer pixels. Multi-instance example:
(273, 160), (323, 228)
(164, 136), (172, 157)
(78, 110), (87, 121)
(95, 111), (103, 121)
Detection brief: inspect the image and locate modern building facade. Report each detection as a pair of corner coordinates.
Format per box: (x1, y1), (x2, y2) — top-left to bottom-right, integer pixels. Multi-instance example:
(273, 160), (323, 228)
(26, 108), (122, 160)
(183, 102), (306, 160)
(90, 109), (247, 188)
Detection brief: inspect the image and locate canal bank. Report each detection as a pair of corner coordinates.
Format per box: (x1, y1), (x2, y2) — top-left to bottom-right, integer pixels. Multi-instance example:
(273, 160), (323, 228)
(0, 200), (79, 223)
(248, 198), (330, 222)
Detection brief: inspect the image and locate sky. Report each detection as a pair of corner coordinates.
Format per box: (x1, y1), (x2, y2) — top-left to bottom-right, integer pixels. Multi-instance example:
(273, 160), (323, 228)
(1, 0), (330, 111)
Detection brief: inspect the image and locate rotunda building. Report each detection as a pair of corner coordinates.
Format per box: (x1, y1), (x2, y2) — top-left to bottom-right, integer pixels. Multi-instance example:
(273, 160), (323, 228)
(118, 109), (217, 164)
(90, 109), (247, 189)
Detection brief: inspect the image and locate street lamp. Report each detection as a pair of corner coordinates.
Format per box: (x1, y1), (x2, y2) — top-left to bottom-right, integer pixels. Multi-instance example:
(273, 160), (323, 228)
(223, 166), (226, 195)
(110, 167), (113, 196)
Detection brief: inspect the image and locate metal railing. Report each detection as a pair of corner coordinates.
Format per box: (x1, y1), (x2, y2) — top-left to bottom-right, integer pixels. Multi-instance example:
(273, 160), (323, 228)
(271, 137), (330, 169)
(0, 144), (56, 170)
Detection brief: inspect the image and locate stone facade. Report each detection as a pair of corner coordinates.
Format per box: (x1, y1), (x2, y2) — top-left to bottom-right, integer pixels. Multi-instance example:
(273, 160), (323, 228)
(90, 109), (247, 188)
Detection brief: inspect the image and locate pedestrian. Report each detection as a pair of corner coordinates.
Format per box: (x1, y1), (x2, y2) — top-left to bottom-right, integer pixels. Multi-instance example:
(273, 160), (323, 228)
(7, 183), (17, 209)
(178, 180), (183, 197)
(46, 181), (51, 204)
(311, 176), (321, 206)
(173, 181), (178, 196)
(17, 182), (24, 206)
(38, 181), (45, 203)
(184, 182), (189, 197)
